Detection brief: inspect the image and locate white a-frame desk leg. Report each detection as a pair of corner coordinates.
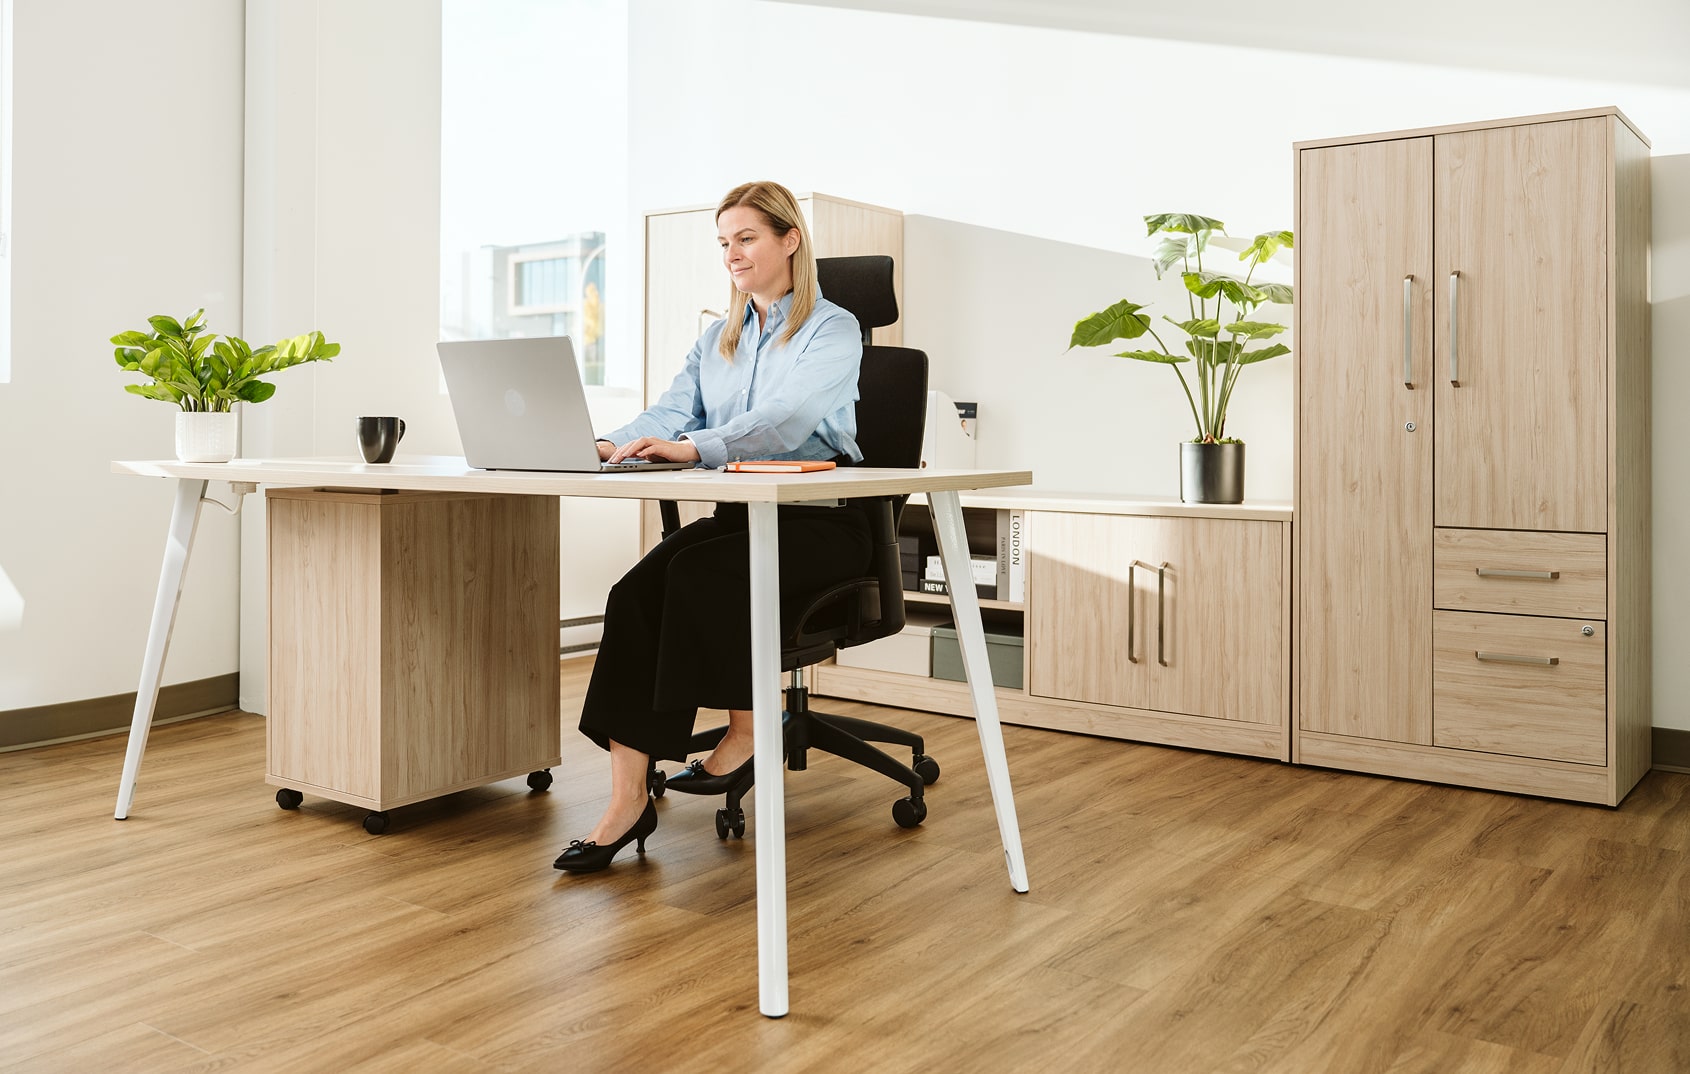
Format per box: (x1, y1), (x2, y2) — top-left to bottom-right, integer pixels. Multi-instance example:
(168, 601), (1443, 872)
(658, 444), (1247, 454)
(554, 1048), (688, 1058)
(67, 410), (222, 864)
(930, 490), (1030, 893)
(114, 478), (208, 820)
(746, 501), (788, 1017)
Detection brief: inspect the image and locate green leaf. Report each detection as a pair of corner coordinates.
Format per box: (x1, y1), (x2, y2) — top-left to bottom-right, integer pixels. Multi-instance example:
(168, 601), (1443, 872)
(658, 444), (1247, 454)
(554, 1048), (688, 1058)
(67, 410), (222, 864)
(1145, 213), (1225, 236)
(1165, 316), (1220, 338)
(1183, 271), (1263, 307)
(1152, 236), (1192, 280)
(1240, 230), (1294, 266)
(317, 342), (340, 359)
(111, 330), (154, 347)
(1236, 343), (1290, 365)
(237, 380), (277, 403)
(1114, 349), (1189, 364)
(147, 315), (185, 339)
(139, 347), (171, 376)
(1070, 300), (1151, 348)
(1253, 281), (1293, 305)
(124, 383), (183, 403)
(1223, 321), (1287, 339)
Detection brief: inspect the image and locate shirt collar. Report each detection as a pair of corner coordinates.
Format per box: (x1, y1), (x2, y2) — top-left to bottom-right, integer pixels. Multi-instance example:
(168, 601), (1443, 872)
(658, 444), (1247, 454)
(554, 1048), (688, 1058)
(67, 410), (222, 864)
(741, 289), (796, 329)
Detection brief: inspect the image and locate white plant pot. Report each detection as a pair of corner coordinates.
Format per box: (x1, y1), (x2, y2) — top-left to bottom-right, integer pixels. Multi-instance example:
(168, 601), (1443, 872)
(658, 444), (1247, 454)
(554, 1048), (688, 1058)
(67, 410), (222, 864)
(175, 411), (239, 463)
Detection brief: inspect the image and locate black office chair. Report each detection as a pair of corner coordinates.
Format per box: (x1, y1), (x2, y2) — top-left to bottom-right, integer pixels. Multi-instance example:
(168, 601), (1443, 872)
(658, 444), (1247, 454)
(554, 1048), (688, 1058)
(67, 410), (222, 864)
(651, 254), (937, 839)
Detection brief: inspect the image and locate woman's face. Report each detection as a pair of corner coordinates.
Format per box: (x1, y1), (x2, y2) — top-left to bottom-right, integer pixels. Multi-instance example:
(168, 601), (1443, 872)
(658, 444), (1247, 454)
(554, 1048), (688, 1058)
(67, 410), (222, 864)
(718, 205), (799, 300)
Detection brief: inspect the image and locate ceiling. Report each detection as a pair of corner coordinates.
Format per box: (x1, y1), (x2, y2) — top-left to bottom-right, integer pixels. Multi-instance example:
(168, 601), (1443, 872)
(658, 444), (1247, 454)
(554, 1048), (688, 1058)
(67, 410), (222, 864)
(768, 0), (1690, 90)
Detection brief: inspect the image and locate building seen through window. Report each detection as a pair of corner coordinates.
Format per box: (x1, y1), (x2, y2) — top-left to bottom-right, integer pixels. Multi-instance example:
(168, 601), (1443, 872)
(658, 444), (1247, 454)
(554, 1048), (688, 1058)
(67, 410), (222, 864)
(442, 232), (606, 384)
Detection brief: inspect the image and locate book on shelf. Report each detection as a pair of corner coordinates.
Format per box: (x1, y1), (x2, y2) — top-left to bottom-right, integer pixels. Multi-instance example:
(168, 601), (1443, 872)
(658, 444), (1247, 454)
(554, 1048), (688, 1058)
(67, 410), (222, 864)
(916, 577), (998, 601)
(995, 509), (1024, 603)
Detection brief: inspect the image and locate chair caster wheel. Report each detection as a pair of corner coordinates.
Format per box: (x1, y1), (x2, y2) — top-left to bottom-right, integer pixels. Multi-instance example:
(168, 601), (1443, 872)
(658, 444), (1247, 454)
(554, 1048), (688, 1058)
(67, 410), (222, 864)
(276, 788), (303, 811)
(893, 796), (927, 829)
(912, 754), (940, 785)
(648, 768), (668, 799)
(715, 807), (746, 840)
(526, 769), (553, 792)
(363, 811), (389, 835)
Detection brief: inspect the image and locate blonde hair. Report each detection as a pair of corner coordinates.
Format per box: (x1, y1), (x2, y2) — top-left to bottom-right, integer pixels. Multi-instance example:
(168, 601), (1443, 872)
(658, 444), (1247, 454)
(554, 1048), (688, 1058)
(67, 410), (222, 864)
(715, 181), (816, 360)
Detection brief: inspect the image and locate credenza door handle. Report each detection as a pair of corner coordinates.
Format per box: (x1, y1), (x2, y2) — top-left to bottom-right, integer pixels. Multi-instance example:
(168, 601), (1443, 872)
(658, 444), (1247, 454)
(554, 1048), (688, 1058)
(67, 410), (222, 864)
(1474, 568), (1561, 580)
(1156, 562), (1170, 667)
(1128, 560), (1156, 664)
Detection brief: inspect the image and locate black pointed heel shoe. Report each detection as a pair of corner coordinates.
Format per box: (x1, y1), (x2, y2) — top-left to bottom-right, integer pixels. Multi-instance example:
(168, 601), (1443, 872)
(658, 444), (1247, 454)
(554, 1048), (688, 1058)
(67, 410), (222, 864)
(663, 756), (756, 796)
(553, 798), (658, 874)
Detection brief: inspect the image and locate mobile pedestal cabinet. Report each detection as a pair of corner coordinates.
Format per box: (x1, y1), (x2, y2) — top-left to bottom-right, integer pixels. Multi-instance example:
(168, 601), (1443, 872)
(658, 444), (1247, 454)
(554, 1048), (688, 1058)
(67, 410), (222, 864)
(265, 488), (562, 833)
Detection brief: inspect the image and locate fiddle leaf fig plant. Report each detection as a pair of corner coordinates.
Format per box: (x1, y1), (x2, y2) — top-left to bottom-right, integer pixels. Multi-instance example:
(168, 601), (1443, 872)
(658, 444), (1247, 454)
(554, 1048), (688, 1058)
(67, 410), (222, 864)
(1070, 214), (1293, 443)
(113, 309), (339, 412)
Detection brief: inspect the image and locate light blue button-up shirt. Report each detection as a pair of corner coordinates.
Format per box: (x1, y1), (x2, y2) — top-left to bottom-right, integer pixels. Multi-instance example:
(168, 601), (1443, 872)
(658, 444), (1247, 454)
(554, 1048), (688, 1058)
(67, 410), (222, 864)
(603, 291), (863, 470)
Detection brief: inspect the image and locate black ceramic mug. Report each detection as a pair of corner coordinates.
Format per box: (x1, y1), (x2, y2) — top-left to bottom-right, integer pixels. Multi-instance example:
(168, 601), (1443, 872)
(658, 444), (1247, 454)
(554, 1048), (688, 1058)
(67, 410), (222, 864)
(356, 416), (406, 464)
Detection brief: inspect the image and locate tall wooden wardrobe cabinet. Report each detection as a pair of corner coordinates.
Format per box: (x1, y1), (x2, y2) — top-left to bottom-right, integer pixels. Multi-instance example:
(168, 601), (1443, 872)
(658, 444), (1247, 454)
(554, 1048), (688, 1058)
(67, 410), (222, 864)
(1294, 108), (1652, 806)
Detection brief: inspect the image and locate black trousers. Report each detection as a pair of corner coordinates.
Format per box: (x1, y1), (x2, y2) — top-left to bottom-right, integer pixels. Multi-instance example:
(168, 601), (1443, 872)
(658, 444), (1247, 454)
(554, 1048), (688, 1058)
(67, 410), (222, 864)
(578, 502), (873, 762)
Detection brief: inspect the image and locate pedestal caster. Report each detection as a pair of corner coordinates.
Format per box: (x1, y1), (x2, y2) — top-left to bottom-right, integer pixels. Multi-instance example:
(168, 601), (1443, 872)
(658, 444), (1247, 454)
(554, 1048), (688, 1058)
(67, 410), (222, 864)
(715, 807), (746, 840)
(526, 769), (553, 791)
(276, 788), (303, 810)
(363, 811), (389, 835)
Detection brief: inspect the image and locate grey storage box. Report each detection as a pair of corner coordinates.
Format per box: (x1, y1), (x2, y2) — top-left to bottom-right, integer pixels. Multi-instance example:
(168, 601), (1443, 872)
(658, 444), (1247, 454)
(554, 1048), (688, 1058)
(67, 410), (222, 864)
(931, 622), (1023, 689)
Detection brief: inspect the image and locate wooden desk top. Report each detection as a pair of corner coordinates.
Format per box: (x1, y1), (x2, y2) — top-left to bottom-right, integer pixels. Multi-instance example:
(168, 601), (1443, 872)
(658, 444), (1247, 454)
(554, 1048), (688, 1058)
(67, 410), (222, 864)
(112, 455), (1033, 504)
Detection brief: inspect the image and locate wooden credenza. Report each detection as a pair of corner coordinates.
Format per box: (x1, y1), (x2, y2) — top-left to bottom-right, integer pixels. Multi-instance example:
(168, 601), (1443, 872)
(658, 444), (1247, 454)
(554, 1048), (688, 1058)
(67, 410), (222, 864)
(811, 493), (1294, 760)
(1294, 107), (1652, 805)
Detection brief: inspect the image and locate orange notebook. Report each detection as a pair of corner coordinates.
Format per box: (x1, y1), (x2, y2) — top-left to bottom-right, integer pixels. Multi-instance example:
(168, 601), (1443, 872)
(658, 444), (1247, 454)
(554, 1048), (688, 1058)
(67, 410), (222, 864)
(725, 459), (838, 473)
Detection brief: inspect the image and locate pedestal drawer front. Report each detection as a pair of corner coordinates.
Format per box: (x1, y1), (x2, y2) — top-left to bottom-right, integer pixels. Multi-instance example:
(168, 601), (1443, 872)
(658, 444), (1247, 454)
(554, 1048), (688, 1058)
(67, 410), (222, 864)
(1434, 529), (1606, 619)
(1433, 610), (1606, 764)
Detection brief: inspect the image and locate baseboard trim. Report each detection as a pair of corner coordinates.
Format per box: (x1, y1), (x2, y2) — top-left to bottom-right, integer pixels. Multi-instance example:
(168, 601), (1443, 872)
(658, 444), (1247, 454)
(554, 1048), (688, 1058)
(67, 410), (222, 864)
(0, 673), (240, 753)
(1654, 727), (1690, 774)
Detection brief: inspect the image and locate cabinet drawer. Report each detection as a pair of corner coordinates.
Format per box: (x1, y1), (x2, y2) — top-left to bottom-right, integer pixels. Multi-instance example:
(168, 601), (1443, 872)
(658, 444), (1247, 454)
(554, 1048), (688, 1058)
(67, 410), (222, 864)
(1434, 529), (1605, 619)
(1433, 611), (1605, 765)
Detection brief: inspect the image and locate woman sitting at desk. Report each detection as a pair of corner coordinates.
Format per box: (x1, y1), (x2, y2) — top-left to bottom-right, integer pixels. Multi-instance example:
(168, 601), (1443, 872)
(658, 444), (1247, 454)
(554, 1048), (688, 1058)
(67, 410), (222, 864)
(555, 180), (870, 874)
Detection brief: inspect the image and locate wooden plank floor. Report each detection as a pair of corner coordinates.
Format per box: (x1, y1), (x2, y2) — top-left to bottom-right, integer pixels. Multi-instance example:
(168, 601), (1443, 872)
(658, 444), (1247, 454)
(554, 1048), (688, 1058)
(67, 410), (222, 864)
(2, 657), (1688, 1072)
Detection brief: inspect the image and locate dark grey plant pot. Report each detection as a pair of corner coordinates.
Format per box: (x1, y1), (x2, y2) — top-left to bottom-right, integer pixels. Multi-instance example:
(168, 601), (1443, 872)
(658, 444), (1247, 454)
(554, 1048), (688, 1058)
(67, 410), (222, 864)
(1180, 442), (1245, 504)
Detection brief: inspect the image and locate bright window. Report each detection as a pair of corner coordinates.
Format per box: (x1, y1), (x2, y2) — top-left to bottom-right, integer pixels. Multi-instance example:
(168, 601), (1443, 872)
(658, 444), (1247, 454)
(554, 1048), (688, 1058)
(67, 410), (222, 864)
(439, 1), (628, 389)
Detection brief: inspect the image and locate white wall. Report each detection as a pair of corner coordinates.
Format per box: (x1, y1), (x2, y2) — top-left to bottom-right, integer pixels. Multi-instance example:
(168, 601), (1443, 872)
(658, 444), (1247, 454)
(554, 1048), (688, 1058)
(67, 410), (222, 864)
(0, 0), (244, 713)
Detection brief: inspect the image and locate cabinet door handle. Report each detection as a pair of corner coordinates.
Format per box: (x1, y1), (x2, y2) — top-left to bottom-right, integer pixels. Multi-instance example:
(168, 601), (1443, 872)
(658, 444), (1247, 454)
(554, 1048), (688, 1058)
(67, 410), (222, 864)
(1156, 561), (1170, 667)
(1475, 568), (1560, 580)
(1475, 650), (1559, 667)
(1127, 561), (1138, 663)
(1448, 271), (1461, 387)
(1403, 274), (1415, 389)
(1127, 560), (1155, 664)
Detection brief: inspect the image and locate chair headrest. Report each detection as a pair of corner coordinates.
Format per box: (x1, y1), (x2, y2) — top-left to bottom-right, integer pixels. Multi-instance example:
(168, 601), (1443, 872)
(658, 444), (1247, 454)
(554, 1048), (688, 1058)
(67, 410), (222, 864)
(816, 256), (899, 334)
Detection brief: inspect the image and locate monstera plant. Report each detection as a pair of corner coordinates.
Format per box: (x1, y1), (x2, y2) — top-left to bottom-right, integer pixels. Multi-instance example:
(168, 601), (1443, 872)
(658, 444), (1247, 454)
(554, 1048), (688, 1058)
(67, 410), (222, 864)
(1069, 213), (1293, 503)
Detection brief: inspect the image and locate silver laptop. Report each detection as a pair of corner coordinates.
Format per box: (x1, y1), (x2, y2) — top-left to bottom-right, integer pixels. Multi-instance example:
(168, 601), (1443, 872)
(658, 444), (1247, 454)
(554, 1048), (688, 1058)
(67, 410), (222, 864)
(437, 336), (694, 473)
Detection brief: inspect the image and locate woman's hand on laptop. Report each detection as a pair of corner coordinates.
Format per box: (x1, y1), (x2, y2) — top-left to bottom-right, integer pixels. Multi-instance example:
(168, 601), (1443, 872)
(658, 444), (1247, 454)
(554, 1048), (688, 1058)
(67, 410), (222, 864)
(607, 437), (702, 465)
